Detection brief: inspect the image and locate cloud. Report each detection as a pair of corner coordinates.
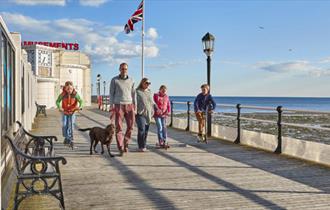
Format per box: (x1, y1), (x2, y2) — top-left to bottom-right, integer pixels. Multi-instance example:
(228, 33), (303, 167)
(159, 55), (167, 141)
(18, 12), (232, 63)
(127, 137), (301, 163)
(146, 28), (158, 40)
(254, 60), (330, 77)
(320, 57), (330, 64)
(1, 12), (159, 65)
(79, 0), (109, 7)
(12, 0), (66, 6)
(1, 12), (52, 33)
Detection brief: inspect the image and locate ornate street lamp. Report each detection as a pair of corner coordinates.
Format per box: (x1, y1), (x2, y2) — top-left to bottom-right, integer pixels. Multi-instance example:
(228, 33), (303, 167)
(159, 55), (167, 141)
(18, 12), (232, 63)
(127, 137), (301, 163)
(202, 32), (215, 87)
(103, 80), (106, 111)
(96, 74), (101, 108)
(96, 74), (101, 97)
(202, 32), (215, 137)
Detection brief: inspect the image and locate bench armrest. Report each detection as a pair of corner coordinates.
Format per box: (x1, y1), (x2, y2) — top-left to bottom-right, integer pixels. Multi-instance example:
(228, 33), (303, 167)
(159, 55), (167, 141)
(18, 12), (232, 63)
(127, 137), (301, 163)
(5, 135), (67, 166)
(22, 129), (58, 142)
(16, 121), (57, 140)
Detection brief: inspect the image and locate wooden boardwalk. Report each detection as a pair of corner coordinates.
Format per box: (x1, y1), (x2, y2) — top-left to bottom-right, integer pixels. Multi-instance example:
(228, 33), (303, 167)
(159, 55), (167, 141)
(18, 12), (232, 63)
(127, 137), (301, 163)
(7, 107), (330, 210)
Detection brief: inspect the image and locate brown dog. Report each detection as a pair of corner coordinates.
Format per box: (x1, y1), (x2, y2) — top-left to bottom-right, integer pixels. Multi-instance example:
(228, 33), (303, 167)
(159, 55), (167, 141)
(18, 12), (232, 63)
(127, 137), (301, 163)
(79, 124), (115, 157)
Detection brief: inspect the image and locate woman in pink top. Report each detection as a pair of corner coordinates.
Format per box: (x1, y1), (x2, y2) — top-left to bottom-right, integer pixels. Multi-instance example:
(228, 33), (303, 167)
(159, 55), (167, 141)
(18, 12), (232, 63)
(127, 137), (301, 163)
(153, 85), (171, 148)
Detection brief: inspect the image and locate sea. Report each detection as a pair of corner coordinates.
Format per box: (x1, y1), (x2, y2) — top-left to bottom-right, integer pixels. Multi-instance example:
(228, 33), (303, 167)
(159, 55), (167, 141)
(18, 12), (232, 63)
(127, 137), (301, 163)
(169, 96), (330, 113)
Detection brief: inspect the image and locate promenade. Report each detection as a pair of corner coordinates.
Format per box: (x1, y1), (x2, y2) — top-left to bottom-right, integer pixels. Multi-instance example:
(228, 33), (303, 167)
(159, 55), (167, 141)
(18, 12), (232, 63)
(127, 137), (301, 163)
(6, 106), (330, 210)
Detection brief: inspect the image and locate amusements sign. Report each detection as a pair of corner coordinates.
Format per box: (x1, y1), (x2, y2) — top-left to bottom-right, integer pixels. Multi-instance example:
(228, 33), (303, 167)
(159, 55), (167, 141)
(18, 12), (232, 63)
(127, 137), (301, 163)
(22, 41), (79, 51)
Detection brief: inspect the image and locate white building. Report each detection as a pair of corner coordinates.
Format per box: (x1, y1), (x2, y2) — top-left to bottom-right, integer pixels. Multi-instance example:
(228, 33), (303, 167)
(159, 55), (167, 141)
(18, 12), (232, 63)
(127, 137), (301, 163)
(22, 45), (92, 108)
(1, 16), (37, 209)
(1, 16), (92, 209)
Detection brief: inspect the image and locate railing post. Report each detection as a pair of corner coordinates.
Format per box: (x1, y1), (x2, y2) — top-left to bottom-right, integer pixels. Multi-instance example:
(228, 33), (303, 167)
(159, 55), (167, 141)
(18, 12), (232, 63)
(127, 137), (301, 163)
(107, 96), (110, 111)
(169, 101), (173, 127)
(102, 95), (105, 111)
(105, 96), (108, 111)
(275, 106), (283, 154)
(186, 101), (191, 131)
(234, 104), (241, 144)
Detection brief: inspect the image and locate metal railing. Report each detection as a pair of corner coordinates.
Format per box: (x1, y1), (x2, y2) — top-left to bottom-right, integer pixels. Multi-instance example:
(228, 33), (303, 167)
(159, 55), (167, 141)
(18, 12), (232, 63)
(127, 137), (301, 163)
(169, 101), (330, 154)
(97, 99), (330, 153)
(100, 96), (110, 111)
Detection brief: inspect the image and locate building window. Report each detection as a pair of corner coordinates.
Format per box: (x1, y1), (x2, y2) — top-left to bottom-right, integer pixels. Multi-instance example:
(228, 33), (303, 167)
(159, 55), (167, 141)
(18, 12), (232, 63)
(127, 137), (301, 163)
(1, 31), (8, 132)
(1, 31), (16, 132)
(11, 48), (16, 124)
(21, 62), (25, 114)
(28, 74), (30, 109)
(8, 46), (12, 126)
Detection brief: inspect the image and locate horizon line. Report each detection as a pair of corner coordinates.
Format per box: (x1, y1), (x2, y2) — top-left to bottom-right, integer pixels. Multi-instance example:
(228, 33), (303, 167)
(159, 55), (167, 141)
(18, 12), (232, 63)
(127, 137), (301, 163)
(91, 95), (330, 98)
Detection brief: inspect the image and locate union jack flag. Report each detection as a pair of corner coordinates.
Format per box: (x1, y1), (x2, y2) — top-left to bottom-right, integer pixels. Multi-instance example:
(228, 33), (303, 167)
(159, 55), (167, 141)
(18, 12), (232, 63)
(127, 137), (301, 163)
(124, 0), (143, 34)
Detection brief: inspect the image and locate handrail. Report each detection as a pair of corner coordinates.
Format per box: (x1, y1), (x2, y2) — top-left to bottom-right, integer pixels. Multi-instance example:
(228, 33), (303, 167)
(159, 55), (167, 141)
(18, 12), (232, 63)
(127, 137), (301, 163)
(97, 99), (330, 154)
(168, 100), (330, 154)
(217, 103), (237, 108)
(240, 105), (276, 111)
(172, 101), (187, 105)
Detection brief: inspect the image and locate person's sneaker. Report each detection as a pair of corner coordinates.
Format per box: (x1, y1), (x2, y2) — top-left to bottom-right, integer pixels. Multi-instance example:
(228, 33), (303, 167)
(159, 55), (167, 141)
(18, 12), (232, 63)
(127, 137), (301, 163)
(159, 140), (164, 147)
(202, 134), (207, 142)
(69, 142), (78, 149)
(142, 148), (147, 152)
(124, 143), (129, 153)
(118, 148), (124, 156)
(197, 134), (203, 142)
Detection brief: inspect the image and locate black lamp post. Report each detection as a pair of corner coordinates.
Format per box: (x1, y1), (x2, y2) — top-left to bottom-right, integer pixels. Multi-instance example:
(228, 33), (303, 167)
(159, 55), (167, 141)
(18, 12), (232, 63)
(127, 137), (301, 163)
(96, 74), (101, 97)
(202, 32), (215, 137)
(103, 80), (106, 111)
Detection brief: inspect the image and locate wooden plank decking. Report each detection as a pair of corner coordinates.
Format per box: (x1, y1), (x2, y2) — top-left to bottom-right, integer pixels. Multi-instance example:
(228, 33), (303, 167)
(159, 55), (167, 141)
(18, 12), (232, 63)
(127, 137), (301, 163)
(6, 107), (330, 210)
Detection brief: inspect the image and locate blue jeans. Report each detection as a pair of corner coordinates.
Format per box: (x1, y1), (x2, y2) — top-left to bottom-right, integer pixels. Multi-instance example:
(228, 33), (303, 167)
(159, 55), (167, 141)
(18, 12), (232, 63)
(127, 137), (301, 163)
(136, 114), (150, 149)
(62, 114), (76, 143)
(154, 117), (167, 143)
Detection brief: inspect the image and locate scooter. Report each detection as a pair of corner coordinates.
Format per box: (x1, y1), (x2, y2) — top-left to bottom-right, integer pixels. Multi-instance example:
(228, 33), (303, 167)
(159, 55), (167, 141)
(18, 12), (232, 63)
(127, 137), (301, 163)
(63, 108), (82, 150)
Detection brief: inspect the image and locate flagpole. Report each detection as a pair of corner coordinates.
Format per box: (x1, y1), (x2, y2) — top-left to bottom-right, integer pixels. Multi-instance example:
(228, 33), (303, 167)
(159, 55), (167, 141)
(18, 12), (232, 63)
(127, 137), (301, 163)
(141, 0), (145, 79)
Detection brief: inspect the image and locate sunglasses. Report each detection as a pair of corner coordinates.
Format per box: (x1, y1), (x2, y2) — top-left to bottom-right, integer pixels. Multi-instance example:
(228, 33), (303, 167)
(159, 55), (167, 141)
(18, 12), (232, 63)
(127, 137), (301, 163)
(145, 82), (151, 85)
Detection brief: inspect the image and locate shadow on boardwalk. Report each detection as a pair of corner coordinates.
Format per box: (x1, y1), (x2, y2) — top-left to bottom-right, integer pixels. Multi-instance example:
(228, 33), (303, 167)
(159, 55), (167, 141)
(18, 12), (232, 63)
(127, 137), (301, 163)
(88, 107), (330, 193)
(83, 108), (330, 209)
(10, 107), (329, 210)
(75, 122), (177, 209)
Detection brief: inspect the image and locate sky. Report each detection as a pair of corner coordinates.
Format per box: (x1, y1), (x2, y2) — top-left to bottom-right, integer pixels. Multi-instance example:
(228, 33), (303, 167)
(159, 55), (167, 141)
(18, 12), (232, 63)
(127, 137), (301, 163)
(1, 0), (330, 97)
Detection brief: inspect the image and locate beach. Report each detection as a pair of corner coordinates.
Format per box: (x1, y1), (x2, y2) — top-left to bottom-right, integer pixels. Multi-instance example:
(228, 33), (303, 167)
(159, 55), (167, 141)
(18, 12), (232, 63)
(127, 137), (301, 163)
(174, 112), (330, 145)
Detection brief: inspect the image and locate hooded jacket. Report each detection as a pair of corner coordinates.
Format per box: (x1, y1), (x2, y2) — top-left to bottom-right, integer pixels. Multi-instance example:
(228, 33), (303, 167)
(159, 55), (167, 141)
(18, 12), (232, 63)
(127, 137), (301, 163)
(56, 87), (83, 115)
(194, 93), (216, 113)
(153, 92), (171, 118)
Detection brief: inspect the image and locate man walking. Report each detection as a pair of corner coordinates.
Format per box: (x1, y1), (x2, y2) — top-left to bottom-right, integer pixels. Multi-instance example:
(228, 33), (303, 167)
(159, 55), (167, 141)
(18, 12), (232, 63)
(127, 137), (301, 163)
(109, 63), (136, 156)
